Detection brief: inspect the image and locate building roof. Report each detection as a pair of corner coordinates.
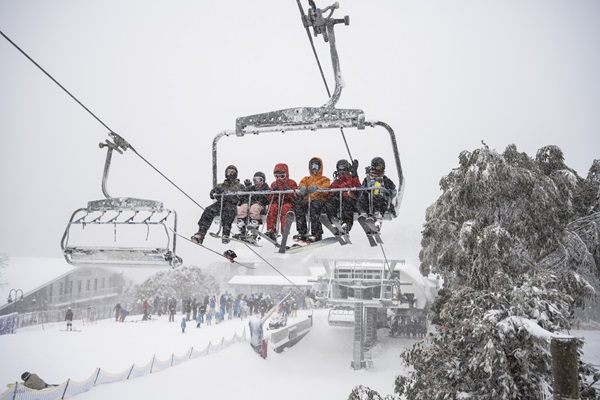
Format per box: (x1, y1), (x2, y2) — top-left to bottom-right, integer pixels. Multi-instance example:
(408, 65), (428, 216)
(0, 257), (78, 307)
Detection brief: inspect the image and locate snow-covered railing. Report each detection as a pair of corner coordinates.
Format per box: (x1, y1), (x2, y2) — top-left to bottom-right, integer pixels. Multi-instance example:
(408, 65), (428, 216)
(0, 328), (246, 400)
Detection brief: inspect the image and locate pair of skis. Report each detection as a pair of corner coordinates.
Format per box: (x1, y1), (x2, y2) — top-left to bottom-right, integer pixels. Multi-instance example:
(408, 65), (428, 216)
(357, 215), (383, 247)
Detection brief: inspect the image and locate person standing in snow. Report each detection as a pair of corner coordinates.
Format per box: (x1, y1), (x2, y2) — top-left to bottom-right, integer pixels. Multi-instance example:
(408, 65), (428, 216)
(113, 303), (122, 322)
(293, 156), (330, 243)
(248, 315), (264, 354)
(181, 317), (187, 333)
(191, 165), (245, 245)
(65, 307), (73, 331)
(236, 171), (270, 238)
(265, 163), (298, 241)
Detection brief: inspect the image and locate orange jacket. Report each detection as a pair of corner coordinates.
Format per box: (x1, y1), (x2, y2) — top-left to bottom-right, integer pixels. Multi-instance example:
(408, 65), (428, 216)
(298, 156), (330, 202)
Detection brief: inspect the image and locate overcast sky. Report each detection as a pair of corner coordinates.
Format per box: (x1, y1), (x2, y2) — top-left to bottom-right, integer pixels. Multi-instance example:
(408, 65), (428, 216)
(1, 0), (599, 267)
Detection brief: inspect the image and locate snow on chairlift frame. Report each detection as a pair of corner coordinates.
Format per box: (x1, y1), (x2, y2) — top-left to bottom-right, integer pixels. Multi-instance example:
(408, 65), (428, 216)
(61, 133), (183, 268)
(211, 1), (405, 224)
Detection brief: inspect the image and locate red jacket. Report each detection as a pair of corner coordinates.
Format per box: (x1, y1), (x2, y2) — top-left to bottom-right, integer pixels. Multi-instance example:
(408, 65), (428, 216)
(330, 173), (361, 199)
(270, 163), (298, 205)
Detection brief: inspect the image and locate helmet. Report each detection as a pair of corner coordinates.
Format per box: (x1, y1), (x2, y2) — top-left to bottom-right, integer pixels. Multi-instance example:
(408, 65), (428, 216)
(371, 157), (385, 172)
(253, 171), (266, 184)
(336, 159), (351, 174)
(225, 165), (238, 180)
(21, 372), (31, 381)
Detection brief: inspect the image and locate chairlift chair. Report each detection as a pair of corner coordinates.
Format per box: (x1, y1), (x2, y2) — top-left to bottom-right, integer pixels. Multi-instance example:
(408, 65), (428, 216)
(211, 1), (405, 235)
(61, 133), (183, 268)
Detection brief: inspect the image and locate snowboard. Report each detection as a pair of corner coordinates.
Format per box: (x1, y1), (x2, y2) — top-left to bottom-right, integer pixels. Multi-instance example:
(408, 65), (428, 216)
(278, 211), (296, 254)
(285, 236), (338, 253)
(209, 232), (261, 247)
(319, 214), (350, 245)
(357, 215), (382, 247)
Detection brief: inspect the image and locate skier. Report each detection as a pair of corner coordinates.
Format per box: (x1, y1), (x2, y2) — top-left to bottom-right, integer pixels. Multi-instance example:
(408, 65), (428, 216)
(191, 165), (245, 244)
(248, 314), (264, 354)
(65, 307), (73, 331)
(236, 171), (270, 239)
(323, 159), (361, 233)
(181, 317), (187, 333)
(293, 157), (330, 243)
(265, 163), (298, 241)
(357, 157), (397, 219)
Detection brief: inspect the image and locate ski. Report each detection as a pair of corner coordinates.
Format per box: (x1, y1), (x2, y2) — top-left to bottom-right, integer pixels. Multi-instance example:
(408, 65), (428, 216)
(363, 216), (383, 244)
(357, 215), (378, 247)
(209, 232), (261, 247)
(285, 237), (339, 253)
(319, 214), (349, 245)
(278, 211), (295, 254)
(246, 225), (280, 248)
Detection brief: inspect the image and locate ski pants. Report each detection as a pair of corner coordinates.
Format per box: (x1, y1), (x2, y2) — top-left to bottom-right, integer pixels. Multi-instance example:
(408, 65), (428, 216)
(294, 199), (325, 235)
(358, 192), (390, 216)
(237, 202), (264, 222)
(324, 195), (357, 231)
(266, 201), (294, 232)
(197, 201), (237, 236)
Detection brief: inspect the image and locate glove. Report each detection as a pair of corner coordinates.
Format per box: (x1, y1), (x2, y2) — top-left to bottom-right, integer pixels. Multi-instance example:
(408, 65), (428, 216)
(244, 179), (252, 189)
(299, 186), (308, 196)
(308, 185), (318, 194)
(210, 187), (224, 199)
(351, 159), (359, 177)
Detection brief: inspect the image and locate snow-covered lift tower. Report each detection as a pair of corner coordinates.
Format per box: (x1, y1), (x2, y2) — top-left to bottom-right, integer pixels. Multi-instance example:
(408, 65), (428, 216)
(318, 258), (431, 370)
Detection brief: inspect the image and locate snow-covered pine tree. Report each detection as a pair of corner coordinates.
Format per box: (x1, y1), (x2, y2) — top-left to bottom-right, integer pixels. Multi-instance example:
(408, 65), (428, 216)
(391, 145), (599, 399)
(121, 266), (220, 312)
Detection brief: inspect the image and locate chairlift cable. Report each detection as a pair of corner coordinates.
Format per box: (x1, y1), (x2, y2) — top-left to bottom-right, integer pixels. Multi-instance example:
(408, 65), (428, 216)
(1, 29), (204, 212)
(243, 243), (304, 291)
(293, 2), (354, 162)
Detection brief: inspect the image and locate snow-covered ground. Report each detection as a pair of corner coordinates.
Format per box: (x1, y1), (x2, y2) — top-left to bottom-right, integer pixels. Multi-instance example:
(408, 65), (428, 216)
(0, 308), (417, 399)
(1, 309), (599, 399)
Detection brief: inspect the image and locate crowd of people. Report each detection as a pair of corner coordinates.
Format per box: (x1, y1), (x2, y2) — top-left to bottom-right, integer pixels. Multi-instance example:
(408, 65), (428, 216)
(190, 156), (398, 245)
(122, 289), (320, 330)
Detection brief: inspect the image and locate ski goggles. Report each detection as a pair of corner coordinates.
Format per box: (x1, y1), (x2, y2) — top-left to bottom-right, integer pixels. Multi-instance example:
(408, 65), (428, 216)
(226, 168), (237, 177)
(253, 176), (264, 184)
(274, 171), (286, 180)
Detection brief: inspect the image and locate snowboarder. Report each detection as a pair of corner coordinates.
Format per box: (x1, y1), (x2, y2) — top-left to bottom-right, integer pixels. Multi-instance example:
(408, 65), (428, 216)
(181, 317), (187, 333)
(191, 165), (245, 245)
(293, 156), (330, 243)
(357, 157), (397, 219)
(65, 307), (73, 331)
(323, 159), (361, 233)
(265, 163), (298, 241)
(236, 171), (270, 238)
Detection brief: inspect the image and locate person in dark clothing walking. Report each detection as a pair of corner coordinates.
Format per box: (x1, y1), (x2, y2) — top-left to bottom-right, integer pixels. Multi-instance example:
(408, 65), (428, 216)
(65, 307), (74, 331)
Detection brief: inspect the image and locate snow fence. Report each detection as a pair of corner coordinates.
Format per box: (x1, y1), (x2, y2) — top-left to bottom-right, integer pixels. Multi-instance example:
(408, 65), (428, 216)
(0, 328), (247, 400)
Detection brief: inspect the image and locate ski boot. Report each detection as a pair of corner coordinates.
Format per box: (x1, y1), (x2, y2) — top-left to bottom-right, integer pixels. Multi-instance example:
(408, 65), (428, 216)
(191, 231), (205, 244)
